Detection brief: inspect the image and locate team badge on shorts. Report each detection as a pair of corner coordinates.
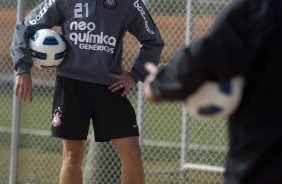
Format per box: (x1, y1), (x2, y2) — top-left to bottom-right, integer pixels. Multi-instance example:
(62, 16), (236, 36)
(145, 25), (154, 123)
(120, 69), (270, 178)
(52, 107), (63, 127)
(103, 0), (117, 9)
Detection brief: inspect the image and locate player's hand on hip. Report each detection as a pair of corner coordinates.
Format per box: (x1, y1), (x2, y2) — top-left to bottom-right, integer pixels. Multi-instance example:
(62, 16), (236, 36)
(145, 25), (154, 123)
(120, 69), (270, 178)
(143, 63), (162, 103)
(109, 72), (136, 97)
(15, 73), (33, 103)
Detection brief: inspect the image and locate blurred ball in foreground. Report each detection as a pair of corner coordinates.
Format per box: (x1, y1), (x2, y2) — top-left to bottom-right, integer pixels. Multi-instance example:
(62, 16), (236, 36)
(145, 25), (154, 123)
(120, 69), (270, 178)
(185, 76), (244, 121)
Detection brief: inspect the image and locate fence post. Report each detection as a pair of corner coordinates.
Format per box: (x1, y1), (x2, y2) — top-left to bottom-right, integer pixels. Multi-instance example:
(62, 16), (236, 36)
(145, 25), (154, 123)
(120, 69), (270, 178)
(137, 83), (145, 148)
(180, 0), (194, 180)
(138, 0), (148, 149)
(10, 1), (25, 183)
(83, 138), (121, 184)
(185, 0), (194, 45)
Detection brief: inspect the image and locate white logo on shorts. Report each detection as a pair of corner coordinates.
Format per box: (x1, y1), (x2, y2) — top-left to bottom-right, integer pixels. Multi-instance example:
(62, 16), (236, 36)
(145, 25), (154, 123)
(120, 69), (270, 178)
(52, 107), (62, 127)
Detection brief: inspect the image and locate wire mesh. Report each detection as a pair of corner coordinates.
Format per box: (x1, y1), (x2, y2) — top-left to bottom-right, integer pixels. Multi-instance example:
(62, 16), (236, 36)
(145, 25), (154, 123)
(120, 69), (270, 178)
(0, 0), (232, 183)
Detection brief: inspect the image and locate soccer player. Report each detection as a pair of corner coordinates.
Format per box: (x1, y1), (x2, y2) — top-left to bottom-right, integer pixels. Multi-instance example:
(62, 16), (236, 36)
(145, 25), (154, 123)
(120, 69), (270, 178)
(144, 0), (282, 183)
(11, 0), (164, 183)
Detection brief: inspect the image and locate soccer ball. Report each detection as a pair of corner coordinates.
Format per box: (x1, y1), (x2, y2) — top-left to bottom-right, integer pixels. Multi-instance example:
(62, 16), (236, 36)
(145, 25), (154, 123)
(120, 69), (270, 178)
(185, 76), (244, 121)
(29, 29), (66, 68)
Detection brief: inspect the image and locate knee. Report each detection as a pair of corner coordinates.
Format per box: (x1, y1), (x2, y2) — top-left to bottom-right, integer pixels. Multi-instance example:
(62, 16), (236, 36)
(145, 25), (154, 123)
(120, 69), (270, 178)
(63, 149), (84, 168)
(121, 146), (143, 164)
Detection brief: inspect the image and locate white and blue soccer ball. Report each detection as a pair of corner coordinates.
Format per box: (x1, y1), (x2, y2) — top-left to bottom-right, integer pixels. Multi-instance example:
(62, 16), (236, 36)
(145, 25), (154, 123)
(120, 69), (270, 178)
(29, 28), (66, 68)
(185, 76), (244, 121)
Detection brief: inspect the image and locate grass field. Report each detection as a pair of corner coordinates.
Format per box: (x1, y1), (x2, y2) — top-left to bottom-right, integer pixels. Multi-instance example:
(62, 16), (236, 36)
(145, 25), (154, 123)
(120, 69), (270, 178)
(0, 88), (227, 183)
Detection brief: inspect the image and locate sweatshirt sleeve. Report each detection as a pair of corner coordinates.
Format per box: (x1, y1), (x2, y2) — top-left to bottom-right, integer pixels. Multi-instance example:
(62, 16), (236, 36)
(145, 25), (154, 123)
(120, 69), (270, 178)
(150, 0), (273, 101)
(127, 0), (164, 83)
(11, 0), (65, 75)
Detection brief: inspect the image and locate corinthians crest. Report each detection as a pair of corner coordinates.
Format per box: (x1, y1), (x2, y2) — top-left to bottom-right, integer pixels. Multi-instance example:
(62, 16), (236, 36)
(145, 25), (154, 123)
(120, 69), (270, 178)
(52, 107), (63, 127)
(103, 0), (117, 9)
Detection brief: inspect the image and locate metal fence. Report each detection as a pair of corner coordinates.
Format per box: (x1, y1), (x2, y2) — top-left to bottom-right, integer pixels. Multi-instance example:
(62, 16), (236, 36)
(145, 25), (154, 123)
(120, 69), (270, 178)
(0, 0), (232, 183)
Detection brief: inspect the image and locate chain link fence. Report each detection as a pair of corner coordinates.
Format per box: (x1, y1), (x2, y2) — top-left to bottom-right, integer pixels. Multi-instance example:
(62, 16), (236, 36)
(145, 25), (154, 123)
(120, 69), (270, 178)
(0, 0), (232, 183)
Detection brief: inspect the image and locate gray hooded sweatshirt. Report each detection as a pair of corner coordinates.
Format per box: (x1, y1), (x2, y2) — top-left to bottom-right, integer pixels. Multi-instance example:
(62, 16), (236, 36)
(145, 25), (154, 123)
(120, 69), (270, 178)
(11, 0), (164, 85)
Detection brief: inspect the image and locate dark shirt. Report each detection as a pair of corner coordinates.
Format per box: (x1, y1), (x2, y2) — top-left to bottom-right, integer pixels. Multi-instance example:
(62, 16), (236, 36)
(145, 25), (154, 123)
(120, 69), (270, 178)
(150, 0), (282, 183)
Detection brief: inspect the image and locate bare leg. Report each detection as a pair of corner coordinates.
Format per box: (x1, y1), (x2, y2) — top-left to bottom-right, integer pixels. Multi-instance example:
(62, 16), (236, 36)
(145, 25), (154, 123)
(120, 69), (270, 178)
(60, 139), (85, 184)
(112, 136), (145, 184)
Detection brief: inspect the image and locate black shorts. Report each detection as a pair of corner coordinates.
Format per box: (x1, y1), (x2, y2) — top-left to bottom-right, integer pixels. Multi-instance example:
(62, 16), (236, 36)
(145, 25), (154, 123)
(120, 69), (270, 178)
(51, 76), (139, 142)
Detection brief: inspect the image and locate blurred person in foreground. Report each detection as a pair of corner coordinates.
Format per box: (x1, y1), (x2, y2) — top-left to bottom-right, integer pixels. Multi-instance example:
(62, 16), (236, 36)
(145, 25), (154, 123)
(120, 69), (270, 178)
(144, 0), (282, 183)
(11, 0), (164, 183)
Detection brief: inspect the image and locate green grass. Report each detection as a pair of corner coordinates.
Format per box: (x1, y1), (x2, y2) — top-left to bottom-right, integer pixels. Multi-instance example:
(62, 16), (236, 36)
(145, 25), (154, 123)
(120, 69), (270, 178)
(0, 92), (13, 128)
(0, 149), (10, 184)
(17, 148), (61, 184)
